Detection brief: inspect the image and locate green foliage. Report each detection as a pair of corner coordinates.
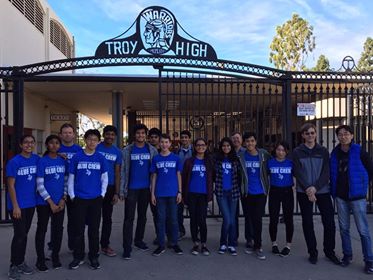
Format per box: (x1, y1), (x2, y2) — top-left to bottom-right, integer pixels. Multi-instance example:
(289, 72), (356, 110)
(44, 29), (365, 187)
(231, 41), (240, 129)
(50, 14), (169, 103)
(269, 14), (315, 71)
(358, 37), (373, 72)
(312, 55), (330, 71)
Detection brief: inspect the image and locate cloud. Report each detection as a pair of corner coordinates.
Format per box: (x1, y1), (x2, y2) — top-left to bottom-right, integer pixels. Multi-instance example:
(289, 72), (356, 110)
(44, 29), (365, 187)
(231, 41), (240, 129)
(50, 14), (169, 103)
(320, 0), (363, 19)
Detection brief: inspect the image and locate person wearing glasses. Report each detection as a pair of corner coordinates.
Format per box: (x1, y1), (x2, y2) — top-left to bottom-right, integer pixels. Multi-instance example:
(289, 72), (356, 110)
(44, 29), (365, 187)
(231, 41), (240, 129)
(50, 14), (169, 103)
(292, 122), (341, 265)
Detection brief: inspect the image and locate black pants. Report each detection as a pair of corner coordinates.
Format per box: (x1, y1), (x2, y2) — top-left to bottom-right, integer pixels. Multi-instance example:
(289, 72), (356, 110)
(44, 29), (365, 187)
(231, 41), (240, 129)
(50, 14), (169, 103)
(241, 197), (254, 244)
(178, 202), (186, 235)
(35, 205), (64, 262)
(297, 192), (336, 256)
(66, 196), (75, 250)
(188, 193), (208, 243)
(122, 188), (149, 251)
(73, 196), (102, 260)
(100, 186), (115, 248)
(268, 186), (294, 243)
(10, 207), (35, 266)
(246, 194), (267, 250)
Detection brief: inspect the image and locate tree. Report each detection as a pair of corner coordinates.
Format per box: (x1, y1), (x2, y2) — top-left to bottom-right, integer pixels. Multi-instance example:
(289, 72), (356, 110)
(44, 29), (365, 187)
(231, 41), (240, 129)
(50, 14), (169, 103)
(358, 37), (373, 72)
(312, 55), (330, 71)
(269, 14), (315, 71)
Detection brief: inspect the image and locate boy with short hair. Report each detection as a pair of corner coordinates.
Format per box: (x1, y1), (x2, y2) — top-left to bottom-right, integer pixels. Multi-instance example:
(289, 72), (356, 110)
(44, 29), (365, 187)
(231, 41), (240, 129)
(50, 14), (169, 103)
(68, 129), (108, 270)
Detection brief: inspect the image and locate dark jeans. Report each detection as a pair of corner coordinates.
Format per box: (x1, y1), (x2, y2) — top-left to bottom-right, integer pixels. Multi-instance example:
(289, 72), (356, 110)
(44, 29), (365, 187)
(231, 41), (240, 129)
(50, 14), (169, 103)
(66, 196), (75, 250)
(217, 191), (237, 247)
(297, 192), (336, 256)
(122, 188), (149, 251)
(10, 207), (35, 266)
(178, 202), (186, 235)
(246, 194), (267, 249)
(241, 196), (254, 244)
(73, 196), (102, 260)
(156, 197), (178, 247)
(35, 205), (64, 262)
(188, 193), (208, 243)
(269, 186), (294, 243)
(100, 186), (115, 248)
(150, 197), (171, 243)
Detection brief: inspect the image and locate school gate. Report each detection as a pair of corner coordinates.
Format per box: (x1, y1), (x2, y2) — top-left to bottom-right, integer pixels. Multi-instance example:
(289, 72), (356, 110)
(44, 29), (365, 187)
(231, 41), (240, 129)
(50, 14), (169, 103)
(1, 6), (373, 222)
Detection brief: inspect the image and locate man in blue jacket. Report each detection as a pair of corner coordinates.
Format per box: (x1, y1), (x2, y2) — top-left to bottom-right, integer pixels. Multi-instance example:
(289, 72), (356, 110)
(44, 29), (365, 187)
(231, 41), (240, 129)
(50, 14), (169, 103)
(330, 125), (373, 274)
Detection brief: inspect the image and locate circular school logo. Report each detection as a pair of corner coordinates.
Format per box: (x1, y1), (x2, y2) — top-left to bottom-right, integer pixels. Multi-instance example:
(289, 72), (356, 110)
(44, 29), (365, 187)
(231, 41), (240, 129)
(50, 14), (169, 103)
(189, 116), (205, 130)
(140, 7), (175, 55)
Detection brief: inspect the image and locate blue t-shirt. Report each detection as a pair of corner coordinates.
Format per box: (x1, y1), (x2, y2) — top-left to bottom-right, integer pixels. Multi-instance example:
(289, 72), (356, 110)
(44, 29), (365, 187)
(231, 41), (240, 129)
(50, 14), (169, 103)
(245, 152), (264, 195)
(6, 154), (39, 210)
(58, 143), (82, 164)
(268, 158), (294, 188)
(96, 142), (122, 186)
(69, 150), (108, 199)
(129, 145), (151, 189)
(150, 153), (182, 197)
(36, 155), (68, 205)
(222, 158), (233, 191)
(189, 158), (207, 194)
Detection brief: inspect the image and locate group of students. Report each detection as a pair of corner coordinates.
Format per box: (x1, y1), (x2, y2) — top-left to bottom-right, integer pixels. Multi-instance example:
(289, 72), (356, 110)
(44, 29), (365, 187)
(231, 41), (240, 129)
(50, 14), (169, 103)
(5, 122), (373, 280)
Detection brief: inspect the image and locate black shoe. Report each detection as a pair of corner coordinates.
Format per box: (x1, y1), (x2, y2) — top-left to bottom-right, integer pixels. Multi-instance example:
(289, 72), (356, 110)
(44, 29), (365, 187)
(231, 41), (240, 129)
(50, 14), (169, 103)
(35, 262), (48, 272)
(173, 245), (183, 255)
(52, 258), (62, 270)
(191, 245), (199, 255)
(326, 253), (342, 265)
(122, 251), (131, 260)
(309, 253), (318, 264)
(89, 259), (100, 270)
(201, 246), (210, 256)
(365, 262), (373, 274)
(280, 247), (291, 257)
(341, 255), (352, 267)
(69, 259), (84, 270)
(135, 241), (149, 251)
(153, 246), (165, 256)
(272, 245), (280, 255)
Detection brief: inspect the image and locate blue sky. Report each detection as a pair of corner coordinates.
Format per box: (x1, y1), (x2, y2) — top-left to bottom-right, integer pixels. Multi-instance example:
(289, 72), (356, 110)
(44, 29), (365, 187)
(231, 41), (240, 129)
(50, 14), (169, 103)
(48, 0), (373, 74)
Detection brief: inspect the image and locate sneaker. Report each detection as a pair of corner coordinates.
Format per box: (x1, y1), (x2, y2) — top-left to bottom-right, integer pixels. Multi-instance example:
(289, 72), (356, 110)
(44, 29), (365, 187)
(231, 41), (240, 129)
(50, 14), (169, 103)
(365, 262), (373, 274)
(17, 262), (33, 275)
(191, 245), (199, 255)
(280, 247), (291, 257)
(69, 259), (84, 270)
(122, 251), (131, 260)
(89, 258), (100, 270)
(326, 253), (342, 265)
(52, 258), (62, 270)
(153, 246), (166, 257)
(201, 246), (210, 256)
(173, 245), (183, 255)
(134, 241), (149, 251)
(341, 255), (352, 267)
(228, 246), (238, 256)
(35, 262), (48, 272)
(245, 242), (254, 254)
(101, 246), (117, 257)
(8, 265), (20, 280)
(255, 249), (266, 260)
(309, 252), (318, 264)
(218, 245), (227, 254)
(272, 245), (280, 255)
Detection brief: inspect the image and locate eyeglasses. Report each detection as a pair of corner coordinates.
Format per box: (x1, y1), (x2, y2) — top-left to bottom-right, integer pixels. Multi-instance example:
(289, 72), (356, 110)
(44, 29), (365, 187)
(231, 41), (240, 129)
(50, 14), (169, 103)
(195, 144), (206, 147)
(337, 133), (351, 137)
(304, 131), (315, 136)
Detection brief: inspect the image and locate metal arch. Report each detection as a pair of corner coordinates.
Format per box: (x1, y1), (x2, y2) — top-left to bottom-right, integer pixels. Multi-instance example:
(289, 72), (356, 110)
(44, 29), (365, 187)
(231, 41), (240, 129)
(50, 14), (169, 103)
(0, 55), (286, 79)
(290, 71), (373, 82)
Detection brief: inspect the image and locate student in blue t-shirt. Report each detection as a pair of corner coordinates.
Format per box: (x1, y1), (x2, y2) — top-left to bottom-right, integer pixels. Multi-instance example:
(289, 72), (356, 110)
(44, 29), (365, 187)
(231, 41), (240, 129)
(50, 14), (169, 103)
(237, 132), (271, 260)
(267, 141), (294, 257)
(67, 129), (108, 270)
(182, 138), (213, 256)
(121, 124), (158, 259)
(150, 134), (183, 256)
(57, 123), (82, 252)
(96, 125), (122, 257)
(35, 135), (68, 272)
(6, 135), (39, 279)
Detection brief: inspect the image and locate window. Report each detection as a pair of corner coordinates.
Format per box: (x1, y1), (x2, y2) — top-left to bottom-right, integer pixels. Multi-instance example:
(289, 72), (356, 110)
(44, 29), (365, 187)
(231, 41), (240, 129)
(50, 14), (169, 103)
(9, 0), (44, 34)
(50, 19), (73, 58)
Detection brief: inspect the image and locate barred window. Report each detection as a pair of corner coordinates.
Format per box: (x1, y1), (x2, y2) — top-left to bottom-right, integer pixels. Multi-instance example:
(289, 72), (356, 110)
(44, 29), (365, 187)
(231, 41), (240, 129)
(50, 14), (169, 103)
(50, 19), (73, 58)
(9, 0), (44, 33)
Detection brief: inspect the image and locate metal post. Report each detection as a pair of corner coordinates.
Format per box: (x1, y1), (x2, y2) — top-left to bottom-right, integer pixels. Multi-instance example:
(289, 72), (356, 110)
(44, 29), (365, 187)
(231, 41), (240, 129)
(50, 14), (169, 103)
(112, 91), (123, 148)
(12, 73), (24, 154)
(157, 67), (163, 132)
(282, 75), (292, 148)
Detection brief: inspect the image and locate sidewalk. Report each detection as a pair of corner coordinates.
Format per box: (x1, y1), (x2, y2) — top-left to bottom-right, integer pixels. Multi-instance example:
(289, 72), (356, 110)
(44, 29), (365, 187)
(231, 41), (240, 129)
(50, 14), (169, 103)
(0, 203), (372, 280)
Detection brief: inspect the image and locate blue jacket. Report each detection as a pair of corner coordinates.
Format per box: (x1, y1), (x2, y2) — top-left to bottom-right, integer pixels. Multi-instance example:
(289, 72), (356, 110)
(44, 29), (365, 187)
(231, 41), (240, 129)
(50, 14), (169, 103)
(330, 143), (369, 199)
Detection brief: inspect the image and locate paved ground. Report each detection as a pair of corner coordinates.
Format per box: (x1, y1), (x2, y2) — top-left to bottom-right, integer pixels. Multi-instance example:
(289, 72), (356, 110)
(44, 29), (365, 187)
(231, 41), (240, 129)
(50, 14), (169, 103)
(0, 203), (372, 280)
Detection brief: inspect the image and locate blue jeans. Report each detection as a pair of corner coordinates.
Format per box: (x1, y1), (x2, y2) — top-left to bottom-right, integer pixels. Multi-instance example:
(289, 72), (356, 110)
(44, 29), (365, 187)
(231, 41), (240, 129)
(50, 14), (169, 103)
(336, 197), (373, 262)
(156, 197), (178, 247)
(217, 191), (237, 247)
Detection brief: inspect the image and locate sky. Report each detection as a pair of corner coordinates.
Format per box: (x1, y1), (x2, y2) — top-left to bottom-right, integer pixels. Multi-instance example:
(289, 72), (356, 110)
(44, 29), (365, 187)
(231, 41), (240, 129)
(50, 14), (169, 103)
(48, 0), (373, 75)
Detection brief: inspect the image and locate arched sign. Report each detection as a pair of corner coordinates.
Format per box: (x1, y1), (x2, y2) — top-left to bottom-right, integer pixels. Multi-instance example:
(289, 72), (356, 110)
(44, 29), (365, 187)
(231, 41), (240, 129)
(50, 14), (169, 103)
(95, 6), (217, 60)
